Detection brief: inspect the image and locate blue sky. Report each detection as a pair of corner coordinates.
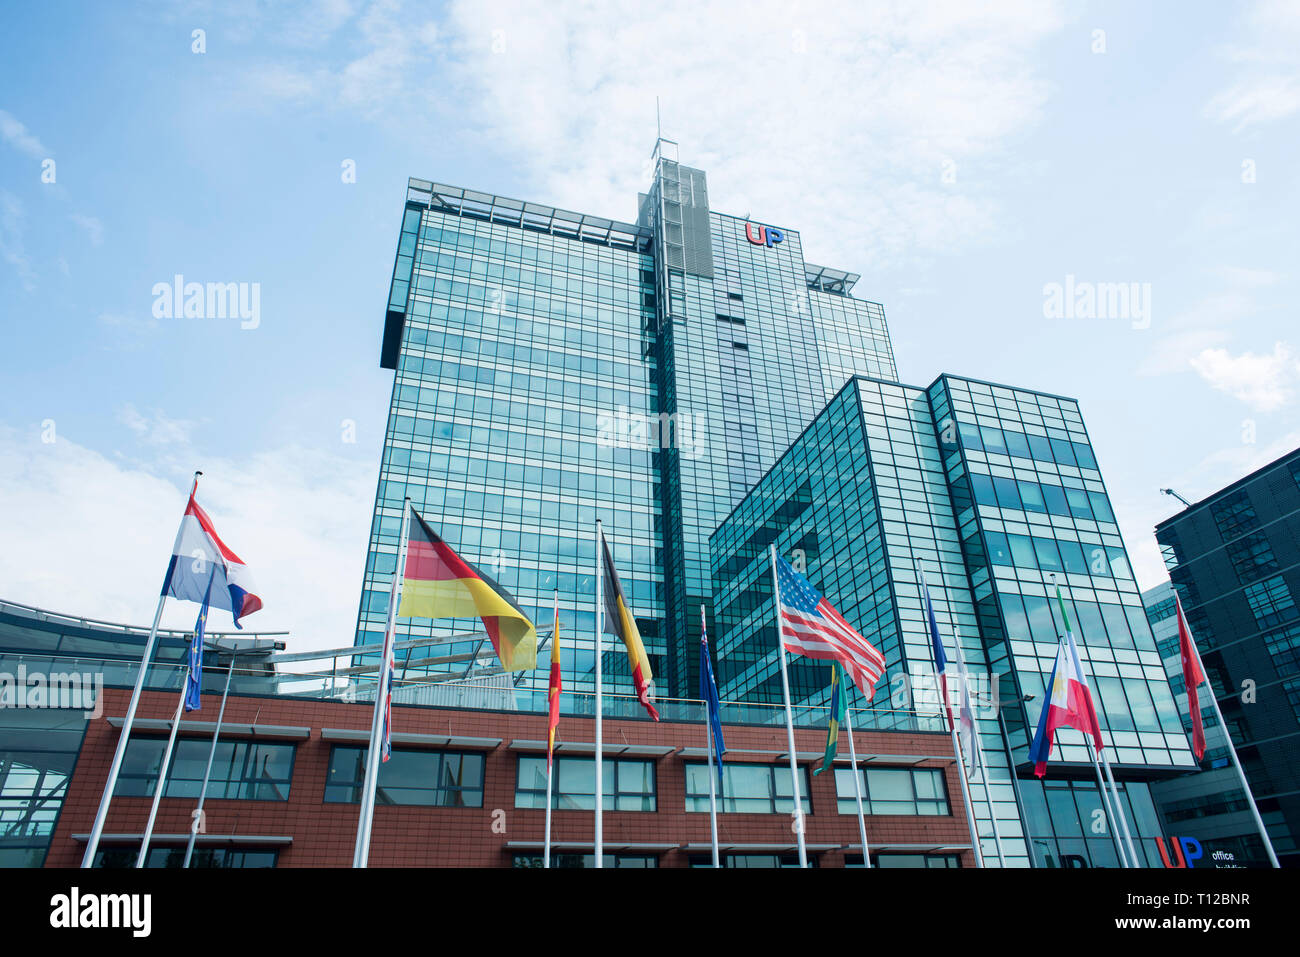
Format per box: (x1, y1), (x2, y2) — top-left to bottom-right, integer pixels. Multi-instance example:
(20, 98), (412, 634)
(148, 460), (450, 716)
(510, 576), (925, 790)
(1, 0), (1297, 649)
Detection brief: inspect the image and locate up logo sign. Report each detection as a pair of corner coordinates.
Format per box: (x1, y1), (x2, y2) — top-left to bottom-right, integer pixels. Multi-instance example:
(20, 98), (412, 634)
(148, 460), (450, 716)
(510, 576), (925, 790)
(744, 222), (785, 248)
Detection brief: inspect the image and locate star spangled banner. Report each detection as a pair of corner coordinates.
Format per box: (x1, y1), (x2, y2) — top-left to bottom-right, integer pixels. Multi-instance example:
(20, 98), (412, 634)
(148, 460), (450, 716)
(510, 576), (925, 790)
(775, 555), (885, 701)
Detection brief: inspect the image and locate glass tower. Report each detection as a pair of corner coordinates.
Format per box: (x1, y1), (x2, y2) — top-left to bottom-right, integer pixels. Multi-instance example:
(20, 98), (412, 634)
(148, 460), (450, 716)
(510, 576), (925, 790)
(710, 374), (1195, 867)
(357, 142), (896, 699)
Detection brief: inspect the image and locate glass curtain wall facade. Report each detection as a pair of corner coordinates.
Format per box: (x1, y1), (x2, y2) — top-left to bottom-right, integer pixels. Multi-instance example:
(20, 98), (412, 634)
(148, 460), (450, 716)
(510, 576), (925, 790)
(360, 145), (897, 699)
(358, 181), (664, 697)
(1152, 449), (1300, 866)
(710, 374), (1193, 866)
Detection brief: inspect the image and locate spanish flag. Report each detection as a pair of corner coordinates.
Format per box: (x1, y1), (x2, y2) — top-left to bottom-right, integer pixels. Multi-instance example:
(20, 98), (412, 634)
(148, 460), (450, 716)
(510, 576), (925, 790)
(397, 507), (537, 671)
(547, 592), (561, 769)
(600, 528), (659, 721)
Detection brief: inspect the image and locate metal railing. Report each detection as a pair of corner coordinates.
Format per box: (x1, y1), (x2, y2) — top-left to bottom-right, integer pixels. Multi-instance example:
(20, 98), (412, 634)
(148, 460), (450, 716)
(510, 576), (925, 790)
(0, 651), (946, 733)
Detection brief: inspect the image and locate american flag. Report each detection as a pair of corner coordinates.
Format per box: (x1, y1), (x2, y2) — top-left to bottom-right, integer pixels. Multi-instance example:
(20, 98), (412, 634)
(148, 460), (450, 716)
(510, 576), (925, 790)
(775, 555), (886, 700)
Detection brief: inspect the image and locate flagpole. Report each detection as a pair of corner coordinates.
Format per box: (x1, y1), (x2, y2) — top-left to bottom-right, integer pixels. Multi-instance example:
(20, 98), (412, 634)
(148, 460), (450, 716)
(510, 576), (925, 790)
(1088, 746), (1128, 866)
(1101, 750), (1139, 866)
(544, 591), (558, 869)
(953, 641), (1005, 867)
(840, 687), (871, 867)
(594, 520), (604, 869)
(1043, 582), (1130, 867)
(82, 470), (201, 868)
(948, 705), (985, 868)
(1180, 597), (1280, 868)
(769, 545), (808, 868)
(136, 686), (186, 867)
(702, 604), (720, 868)
(1057, 577), (1139, 866)
(917, 560), (984, 868)
(352, 496), (410, 868)
(184, 653), (234, 868)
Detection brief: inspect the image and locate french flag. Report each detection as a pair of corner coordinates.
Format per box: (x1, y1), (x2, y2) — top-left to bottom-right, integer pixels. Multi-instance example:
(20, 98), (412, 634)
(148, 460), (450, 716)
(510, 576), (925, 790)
(161, 490), (263, 628)
(1028, 631), (1105, 777)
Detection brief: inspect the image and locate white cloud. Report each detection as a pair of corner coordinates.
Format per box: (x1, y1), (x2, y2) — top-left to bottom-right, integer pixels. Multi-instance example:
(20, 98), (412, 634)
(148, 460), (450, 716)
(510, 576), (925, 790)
(225, 0), (1067, 270)
(0, 190), (34, 290)
(1206, 0), (1300, 130)
(1214, 265), (1282, 288)
(1189, 341), (1299, 412)
(235, 0), (440, 112)
(1139, 328), (1232, 377)
(98, 310), (160, 338)
(0, 109), (48, 158)
(0, 424), (375, 653)
(434, 0), (1068, 271)
(70, 212), (104, 246)
(117, 404), (197, 446)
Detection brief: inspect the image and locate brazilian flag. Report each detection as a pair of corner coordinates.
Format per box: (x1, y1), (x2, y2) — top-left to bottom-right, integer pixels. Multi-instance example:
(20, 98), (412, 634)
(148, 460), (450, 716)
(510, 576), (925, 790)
(814, 662), (846, 776)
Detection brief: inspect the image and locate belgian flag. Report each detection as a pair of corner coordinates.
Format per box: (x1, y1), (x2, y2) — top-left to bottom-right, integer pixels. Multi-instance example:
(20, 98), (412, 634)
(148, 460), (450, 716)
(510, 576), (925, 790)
(397, 507), (537, 671)
(600, 528), (659, 721)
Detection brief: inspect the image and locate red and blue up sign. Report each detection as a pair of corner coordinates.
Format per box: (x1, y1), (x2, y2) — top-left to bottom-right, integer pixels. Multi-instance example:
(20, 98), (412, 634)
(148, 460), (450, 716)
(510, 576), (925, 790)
(745, 222), (785, 248)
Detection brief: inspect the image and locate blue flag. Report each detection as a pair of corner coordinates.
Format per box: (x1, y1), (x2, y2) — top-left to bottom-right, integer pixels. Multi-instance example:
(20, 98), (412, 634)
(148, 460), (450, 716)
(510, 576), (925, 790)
(185, 575), (214, 712)
(699, 607), (726, 784)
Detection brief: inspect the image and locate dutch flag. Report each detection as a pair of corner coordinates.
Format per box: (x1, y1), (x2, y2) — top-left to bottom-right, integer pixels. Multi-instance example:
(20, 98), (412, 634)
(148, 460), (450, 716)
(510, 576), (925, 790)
(161, 489), (263, 628)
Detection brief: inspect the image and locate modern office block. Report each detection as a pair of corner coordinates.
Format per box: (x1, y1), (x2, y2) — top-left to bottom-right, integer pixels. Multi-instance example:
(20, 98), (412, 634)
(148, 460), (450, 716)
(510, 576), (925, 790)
(1151, 448), (1300, 866)
(710, 374), (1195, 867)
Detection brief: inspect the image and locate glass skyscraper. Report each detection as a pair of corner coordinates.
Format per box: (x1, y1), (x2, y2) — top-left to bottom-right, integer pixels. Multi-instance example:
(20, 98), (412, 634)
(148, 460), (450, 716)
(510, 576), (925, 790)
(709, 374), (1194, 867)
(356, 140), (895, 700)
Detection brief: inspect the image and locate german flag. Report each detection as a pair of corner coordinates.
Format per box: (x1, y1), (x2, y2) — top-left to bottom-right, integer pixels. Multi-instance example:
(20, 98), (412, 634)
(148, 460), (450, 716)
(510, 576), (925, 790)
(397, 507), (537, 671)
(600, 528), (659, 721)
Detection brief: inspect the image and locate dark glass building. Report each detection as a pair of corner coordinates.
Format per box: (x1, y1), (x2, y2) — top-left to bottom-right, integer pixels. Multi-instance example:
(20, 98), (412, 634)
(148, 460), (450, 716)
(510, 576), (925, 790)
(1151, 447), (1300, 866)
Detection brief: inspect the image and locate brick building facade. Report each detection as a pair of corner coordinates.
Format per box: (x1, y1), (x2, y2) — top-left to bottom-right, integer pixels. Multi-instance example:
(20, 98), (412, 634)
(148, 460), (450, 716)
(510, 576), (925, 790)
(48, 687), (973, 868)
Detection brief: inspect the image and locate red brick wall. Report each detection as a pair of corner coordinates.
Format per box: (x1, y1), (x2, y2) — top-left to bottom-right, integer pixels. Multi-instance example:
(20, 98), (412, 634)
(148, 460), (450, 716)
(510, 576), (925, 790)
(47, 687), (975, 868)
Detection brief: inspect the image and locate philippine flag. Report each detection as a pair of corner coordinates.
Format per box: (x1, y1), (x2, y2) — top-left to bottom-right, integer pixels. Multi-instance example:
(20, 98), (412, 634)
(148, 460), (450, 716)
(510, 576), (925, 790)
(161, 490), (263, 628)
(1027, 632), (1105, 777)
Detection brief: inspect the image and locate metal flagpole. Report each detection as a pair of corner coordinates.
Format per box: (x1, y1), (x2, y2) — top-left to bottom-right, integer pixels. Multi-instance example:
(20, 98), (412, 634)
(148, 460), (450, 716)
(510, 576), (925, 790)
(1101, 751), (1139, 866)
(948, 702), (985, 868)
(352, 497), (410, 868)
(917, 560), (983, 868)
(136, 687), (186, 867)
(1057, 577), (1139, 866)
(1180, 597), (1280, 868)
(702, 605), (720, 868)
(184, 654), (234, 868)
(544, 591), (558, 869)
(769, 545), (808, 868)
(1042, 583), (1130, 867)
(706, 710), (721, 868)
(840, 686), (871, 867)
(953, 641), (1005, 867)
(82, 470), (200, 868)
(980, 763), (1006, 867)
(594, 520), (604, 869)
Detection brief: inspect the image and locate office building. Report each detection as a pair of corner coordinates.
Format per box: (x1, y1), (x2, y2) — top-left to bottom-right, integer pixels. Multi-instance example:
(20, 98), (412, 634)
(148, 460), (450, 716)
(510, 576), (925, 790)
(1150, 448), (1300, 866)
(710, 374), (1196, 867)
